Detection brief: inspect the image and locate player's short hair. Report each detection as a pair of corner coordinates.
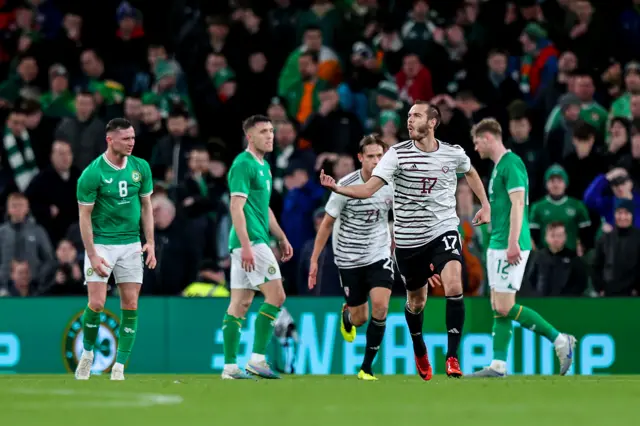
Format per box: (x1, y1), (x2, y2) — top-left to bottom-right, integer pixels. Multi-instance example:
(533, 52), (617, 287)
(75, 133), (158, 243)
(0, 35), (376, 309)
(359, 134), (387, 153)
(546, 221), (566, 232)
(471, 118), (502, 139)
(105, 118), (133, 133)
(414, 100), (441, 129)
(242, 115), (271, 134)
(7, 192), (27, 203)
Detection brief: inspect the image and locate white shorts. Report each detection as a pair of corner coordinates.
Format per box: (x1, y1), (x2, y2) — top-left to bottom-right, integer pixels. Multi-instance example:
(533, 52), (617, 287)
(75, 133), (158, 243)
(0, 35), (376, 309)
(230, 243), (282, 290)
(486, 249), (531, 293)
(84, 242), (143, 285)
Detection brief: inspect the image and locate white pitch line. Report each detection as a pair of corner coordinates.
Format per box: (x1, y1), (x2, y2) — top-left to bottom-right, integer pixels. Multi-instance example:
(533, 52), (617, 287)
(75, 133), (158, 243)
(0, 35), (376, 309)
(9, 388), (183, 408)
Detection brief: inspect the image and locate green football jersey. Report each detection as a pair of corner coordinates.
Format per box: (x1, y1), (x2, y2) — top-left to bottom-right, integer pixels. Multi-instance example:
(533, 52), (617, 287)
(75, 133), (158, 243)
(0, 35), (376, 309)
(529, 196), (591, 250)
(488, 151), (532, 250)
(77, 154), (153, 245)
(228, 151), (272, 250)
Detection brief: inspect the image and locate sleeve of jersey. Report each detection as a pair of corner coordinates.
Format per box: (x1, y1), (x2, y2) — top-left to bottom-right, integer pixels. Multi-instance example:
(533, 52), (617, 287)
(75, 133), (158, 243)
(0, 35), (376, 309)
(76, 168), (99, 205)
(505, 161), (527, 194)
(140, 160), (154, 197)
(577, 201), (592, 228)
(456, 150), (472, 173)
(372, 149), (398, 185)
(228, 161), (251, 198)
(324, 192), (346, 218)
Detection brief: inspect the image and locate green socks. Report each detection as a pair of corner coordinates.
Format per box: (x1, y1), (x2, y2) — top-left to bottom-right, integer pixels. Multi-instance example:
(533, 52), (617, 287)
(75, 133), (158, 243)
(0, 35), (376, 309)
(116, 309), (138, 364)
(492, 312), (513, 362)
(223, 313), (243, 364)
(252, 303), (281, 356)
(82, 306), (101, 351)
(507, 304), (560, 342)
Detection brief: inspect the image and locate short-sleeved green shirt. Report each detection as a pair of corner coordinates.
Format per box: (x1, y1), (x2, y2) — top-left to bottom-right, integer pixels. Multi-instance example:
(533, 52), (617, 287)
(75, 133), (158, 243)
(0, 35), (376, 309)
(77, 154), (153, 244)
(228, 151), (272, 251)
(529, 196), (591, 250)
(488, 151), (532, 250)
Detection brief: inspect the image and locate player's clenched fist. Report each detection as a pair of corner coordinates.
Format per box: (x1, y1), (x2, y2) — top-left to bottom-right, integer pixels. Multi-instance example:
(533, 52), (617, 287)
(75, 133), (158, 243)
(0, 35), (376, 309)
(88, 254), (111, 277)
(319, 169), (337, 191)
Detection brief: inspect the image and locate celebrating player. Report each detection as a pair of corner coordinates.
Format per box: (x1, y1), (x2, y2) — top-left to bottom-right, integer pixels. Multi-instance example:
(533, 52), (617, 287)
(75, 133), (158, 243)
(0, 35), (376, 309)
(75, 118), (156, 381)
(221, 115), (294, 380)
(320, 101), (490, 379)
(468, 118), (576, 377)
(309, 135), (394, 381)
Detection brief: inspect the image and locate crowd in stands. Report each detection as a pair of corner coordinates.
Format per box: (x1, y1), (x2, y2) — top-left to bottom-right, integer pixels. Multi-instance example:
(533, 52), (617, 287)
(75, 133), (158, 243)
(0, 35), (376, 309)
(1, 0), (640, 298)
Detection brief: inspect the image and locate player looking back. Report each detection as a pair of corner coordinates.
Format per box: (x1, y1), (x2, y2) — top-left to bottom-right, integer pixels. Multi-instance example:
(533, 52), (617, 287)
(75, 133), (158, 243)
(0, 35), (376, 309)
(221, 115), (294, 380)
(309, 134), (394, 381)
(75, 118), (156, 381)
(320, 101), (490, 379)
(468, 118), (576, 377)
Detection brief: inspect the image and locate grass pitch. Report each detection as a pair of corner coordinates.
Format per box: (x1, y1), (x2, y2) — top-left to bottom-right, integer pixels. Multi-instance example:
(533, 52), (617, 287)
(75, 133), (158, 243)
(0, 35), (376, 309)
(1, 375), (639, 426)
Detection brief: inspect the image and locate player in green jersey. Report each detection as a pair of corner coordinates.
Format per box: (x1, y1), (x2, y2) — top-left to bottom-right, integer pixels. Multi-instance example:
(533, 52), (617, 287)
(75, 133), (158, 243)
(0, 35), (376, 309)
(222, 115), (294, 380)
(74, 118), (156, 381)
(468, 118), (576, 378)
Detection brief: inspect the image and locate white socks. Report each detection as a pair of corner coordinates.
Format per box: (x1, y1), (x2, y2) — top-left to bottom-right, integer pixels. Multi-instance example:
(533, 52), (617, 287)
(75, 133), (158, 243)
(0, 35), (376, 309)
(490, 360), (507, 373)
(554, 333), (568, 347)
(250, 353), (266, 363)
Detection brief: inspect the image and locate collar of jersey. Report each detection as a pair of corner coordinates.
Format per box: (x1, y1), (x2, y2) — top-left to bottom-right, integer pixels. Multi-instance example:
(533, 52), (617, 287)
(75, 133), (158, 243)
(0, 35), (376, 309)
(102, 153), (128, 170)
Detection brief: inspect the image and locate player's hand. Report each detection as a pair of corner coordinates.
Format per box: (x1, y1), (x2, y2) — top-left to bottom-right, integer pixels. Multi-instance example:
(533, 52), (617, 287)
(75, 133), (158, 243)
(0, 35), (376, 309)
(142, 243), (157, 269)
(88, 254), (111, 277)
(308, 261), (318, 289)
(241, 245), (255, 272)
(506, 242), (522, 265)
(279, 238), (294, 262)
(472, 204), (491, 226)
(427, 263), (442, 287)
(319, 169), (338, 192)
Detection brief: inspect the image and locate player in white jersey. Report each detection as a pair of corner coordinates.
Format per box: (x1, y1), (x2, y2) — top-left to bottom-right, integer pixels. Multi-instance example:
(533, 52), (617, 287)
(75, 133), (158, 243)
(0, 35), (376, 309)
(309, 135), (394, 381)
(320, 101), (491, 380)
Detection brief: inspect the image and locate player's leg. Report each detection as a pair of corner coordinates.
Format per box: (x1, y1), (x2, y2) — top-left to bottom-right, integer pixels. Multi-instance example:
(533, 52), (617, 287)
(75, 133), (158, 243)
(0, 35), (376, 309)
(76, 244), (112, 380)
(338, 267), (369, 343)
(245, 243), (286, 379)
(222, 247), (255, 379)
(109, 243), (145, 380)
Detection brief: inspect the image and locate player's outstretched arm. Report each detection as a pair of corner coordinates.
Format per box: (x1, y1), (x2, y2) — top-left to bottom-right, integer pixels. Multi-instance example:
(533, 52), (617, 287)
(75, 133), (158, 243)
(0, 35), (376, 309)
(308, 214), (336, 289)
(78, 204), (110, 277)
(140, 196), (156, 269)
(464, 166), (491, 225)
(268, 208), (293, 262)
(319, 169), (385, 199)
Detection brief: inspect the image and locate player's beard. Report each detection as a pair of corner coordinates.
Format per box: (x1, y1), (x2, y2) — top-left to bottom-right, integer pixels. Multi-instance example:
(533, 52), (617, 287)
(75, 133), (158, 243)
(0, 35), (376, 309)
(412, 124), (430, 142)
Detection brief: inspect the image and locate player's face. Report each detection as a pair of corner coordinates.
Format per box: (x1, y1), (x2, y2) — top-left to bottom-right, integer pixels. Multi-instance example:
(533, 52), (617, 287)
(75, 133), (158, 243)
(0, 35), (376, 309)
(473, 133), (492, 159)
(248, 122), (275, 153)
(546, 176), (566, 197)
(107, 126), (135, 156)
(358, 143), (384, 174)
(407, 104), (431, 140)
(545, 227), (566, 251)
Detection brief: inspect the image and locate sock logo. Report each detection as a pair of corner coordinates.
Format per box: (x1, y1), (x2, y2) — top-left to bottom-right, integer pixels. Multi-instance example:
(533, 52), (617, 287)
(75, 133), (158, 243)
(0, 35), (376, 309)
(448, 328), (460, 334)
(62, 309), (120, 375)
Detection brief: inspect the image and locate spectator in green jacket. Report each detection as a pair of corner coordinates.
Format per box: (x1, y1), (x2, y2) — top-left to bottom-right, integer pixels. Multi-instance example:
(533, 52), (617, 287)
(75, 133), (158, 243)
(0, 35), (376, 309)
(40, 64), (75, 118)
(610, 61), (640, 120)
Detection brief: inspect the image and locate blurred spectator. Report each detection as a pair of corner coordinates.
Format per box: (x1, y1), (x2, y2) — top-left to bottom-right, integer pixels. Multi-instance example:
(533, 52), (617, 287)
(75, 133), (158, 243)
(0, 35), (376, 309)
(150, 106), (196, 184)
(134, 102), (166, 160)
(560, 121), (605, 200)
(298, 207), (340, 296)
(54, 91), (106, 170)
(605, 116), (632, 167)
(182, 259), (229, 297)
(610, 61), (640, 120)
(396, 53), (433, 105)
(536, 50), (577, 119)
(616, 120), (640, 188)
(39, 63), (74, 118)
(584, 167), (640, 229)
(0, 193), (54, 289)
(143, 194), (199, 295)
(76, 49), (125, 108)
(618, 0), (640, 62)
(514, 23), (558, 104)
(22, 98), (57, 169)
(473, 49), (522, 114)
(296, 0), (342, 48)
(1, 107), (38, 192)
(25, 140), (79, 245)
(401, 0), (436, 57)
(269, 120), (315, 194)
(40, 239), (84, 296)
(529, 164), (592, 253)
(0, 55), (39, 106)
(123, 94), (143, 133)
(283, 51), (329, 124)
(592, 199), (640, 296)
(6, 259), (34, 297)
(526, 222), (588, 297)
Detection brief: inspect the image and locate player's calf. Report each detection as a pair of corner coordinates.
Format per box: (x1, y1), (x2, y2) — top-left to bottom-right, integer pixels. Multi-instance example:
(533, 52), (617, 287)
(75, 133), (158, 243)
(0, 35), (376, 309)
(359, 289), (391, 376)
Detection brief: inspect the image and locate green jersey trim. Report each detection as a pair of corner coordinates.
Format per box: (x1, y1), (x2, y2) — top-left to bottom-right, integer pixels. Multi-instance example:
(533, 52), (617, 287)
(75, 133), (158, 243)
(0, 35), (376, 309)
(102, 153), (128, 170)
(231, 192), (248, 198)
(139, 191), (153, 197)
(508, 186), (525, 193)
(78, 201), (94, 206)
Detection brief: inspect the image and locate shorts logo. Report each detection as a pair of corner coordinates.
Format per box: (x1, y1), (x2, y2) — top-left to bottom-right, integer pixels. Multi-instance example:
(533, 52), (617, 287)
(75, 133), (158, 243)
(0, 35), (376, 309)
(344, 287), (349, 296)
(268, 265), (276, 275)
(132, 171), (141, 182)
(62, 309), (120, 374)
(86, 268), (94, 276)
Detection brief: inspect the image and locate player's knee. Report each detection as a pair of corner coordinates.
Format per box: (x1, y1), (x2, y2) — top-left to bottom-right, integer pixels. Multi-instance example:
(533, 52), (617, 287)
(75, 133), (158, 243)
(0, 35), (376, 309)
(494, 302), (513, 317)
(370, 301), (388, 320)
(88, 300), (105, 312)
(407, 294), (426, 313)
(121, 300), (138, 310)
(265, 287), (286, 308)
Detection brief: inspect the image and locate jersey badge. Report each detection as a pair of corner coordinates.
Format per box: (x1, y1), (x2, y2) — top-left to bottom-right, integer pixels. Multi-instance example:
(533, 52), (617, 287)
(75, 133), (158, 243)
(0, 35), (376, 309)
(442, 166), (450, 173)
(132, 171), (141, 182)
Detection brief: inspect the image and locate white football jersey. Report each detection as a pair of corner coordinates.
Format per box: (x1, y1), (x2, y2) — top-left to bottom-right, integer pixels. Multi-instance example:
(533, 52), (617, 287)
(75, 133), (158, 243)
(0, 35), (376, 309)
(372, 139), (471, 249)
(325, 170), (394, 269)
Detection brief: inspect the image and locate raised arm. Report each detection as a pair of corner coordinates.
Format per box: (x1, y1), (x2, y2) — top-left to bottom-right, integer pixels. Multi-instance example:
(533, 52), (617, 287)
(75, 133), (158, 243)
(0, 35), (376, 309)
(321, 171), (386, 199)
